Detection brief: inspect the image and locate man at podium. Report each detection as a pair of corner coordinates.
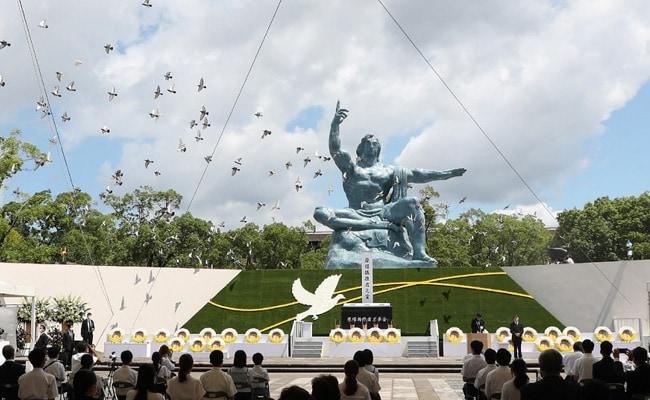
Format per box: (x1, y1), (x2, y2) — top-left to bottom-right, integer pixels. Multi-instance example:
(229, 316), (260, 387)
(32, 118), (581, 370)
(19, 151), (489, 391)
(471, 313), (486, 333)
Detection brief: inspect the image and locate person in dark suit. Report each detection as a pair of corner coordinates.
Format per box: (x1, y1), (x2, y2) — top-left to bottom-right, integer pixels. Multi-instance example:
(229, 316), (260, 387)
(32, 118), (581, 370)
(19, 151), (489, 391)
(624, 347), (650, 398)
(62, 320), (75, 368)
(81, 313), (95, 346)
(471, 313), (486, 333)
(34, 325), (50, 350)
(0, 345), (26, 400)
(520, 349), (580, 400)
(510, 315), (524, 359)
(592, 341), (624, 384)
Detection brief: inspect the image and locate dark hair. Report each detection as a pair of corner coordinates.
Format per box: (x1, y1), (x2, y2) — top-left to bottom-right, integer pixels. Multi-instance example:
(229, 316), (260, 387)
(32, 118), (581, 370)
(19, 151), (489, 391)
(582, 339), (594, 353)
(632, 346), (648, 365)
(600, 341), (613, 356)
(121, 350), (134, 364)
(73, 369), (97, 398)
(496, 348), (512, 366)
(573, 341), (583, 352)
(538, 349), (563, 376)
(28, 348), (46, 368)
(511, 359), (529, 389)
(152, 351), (162, 372)
(80, 353), (94, 369)
(233, 350), (247, 368)
(209, 350), (224, 367)
(135, 364), (155, 400)
(353, 351), (366, 367)
(476, 313), (482, 318)
(159, 344), (171, 357)
(470, 340), (484, 355)
(343, 360), (359, 396)
(47, 345), (60, 359)
(178, 354), (193, 382)
(252, 352), (263, 365)
(362, 349), (374, 365)
(2, 345), (15, 360)
(311, 375), (340, 400)
(484, 348), (497, 364)
(278, 385), (313, 400)
(76, 341), (88, 353)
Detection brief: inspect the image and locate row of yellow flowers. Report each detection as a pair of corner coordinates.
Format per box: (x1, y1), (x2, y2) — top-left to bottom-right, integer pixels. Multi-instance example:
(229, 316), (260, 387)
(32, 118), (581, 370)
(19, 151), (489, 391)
(329, 328), (401, 344)
(107, 327), (286, 346)
(446, 325), (637, 345)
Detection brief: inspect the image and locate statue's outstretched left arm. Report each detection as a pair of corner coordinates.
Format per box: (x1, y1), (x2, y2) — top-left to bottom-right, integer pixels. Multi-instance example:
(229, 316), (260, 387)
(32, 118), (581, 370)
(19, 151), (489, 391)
(407, 167), (466, 184)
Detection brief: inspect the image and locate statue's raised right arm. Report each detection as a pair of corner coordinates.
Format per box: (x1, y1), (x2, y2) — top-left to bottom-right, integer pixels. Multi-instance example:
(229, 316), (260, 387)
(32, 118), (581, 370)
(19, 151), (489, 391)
(329, 101), (354, 173)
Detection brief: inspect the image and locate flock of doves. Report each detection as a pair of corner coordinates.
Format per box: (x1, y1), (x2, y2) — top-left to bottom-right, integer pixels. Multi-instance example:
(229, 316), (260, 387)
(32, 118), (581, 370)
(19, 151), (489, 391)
(0, 3), (336, 226)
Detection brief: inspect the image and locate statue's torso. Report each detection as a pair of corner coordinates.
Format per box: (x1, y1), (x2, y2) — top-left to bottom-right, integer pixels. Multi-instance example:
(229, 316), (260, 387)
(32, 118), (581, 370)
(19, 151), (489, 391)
(343, 163), (394, 209)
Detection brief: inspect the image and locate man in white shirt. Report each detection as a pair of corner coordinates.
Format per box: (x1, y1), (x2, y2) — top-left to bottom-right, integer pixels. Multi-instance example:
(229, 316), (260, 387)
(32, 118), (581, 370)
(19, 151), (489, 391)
(574, 339), (598, 382)
(485, 348), (512, 399)
(250, 353), (270, 399)
(461, 340), (487, 399)
(71, 342), (98, 374)
(563, 341), (583, 381)
(113, 350), (138, 400)
(475, 348), (497, 395)
(199, 350), (237, 399)
(18, 348), (58, 400)
(43, 346), (66, 384)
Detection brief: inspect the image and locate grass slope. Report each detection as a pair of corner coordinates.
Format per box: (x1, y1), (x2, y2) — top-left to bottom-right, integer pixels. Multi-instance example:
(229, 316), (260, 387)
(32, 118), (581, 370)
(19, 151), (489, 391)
(184, 268), (561, 335)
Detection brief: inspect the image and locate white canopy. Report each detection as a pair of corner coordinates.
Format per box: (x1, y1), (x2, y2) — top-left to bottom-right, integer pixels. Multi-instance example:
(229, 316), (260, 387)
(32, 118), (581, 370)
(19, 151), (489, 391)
(0, 281), (35, 297)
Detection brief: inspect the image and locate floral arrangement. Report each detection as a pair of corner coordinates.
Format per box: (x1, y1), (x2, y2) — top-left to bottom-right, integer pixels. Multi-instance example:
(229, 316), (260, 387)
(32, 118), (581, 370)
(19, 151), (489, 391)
(208, 338), (224, 351)
(200, 328), (217, 342)
(385, 328), (400, 343)
(245, 329), (262, 344)
(221, 328), (238, 343)
(555, 335), (574, 353)
(154, 329), (169, 344)
(189, 338), (205, 352)
(522, 327), (538, 343)
(329, 328), (346, 343)
(51, 295), (89, 323)
(17, 298), (52, 323)
(168, 337), (185, 353)
(268, 329), (285, 344)
(445, 327), (465, 343)
(495, 327), (511, 344)
(131, 329), (147, 343)
(348, 328), (365, 343)
(367, 328), (383, 343)
(593, 326), (613, 342)
(563, 326), (581, 342)
(535, 336), (553, 352)
(544, 326), (562, 343)
(174, 328), (190, 342)
(107, 328), (124, 344)
(618, 326), (637, 343)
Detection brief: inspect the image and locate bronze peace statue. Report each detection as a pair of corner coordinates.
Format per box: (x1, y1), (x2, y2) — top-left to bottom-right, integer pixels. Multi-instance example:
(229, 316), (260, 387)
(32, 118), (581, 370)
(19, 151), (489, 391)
(314, 101), (466, 269)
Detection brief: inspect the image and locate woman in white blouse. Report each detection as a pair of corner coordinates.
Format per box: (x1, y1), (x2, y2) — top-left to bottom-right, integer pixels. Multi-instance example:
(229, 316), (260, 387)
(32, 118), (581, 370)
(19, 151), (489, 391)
(501, 358), (529, 400)
(167, 354), (205, 400)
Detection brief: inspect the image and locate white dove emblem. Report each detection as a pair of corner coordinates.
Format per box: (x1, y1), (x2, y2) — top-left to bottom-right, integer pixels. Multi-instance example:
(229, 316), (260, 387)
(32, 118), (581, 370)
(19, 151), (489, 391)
(292, 275), (345, 321)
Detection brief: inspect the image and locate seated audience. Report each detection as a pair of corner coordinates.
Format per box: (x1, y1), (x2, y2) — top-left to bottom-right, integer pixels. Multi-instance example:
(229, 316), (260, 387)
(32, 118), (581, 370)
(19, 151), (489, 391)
(623, 347), (650, 398)
(73, 369), (99, 400)
(520, 349), (579, 400)
(352, 351), (380, 400)
(159, 345), (175, 372)
(362, 349), (379, 382)
(278, 385), (314, 400)
(501, 358), (528, 400)
(339, 360), (371, 400)
(574, 339), (597, 382)
(485, 348), (512, 399)
(228, 350), (252, 400)
(152, 351), (171, 393)
(113, 350), (138, 400)
(126, 364), (164, 400)
(462, 340), (486, 399)
(563, 341), (583, 382)
(592, 341), (624, 385)
(311, 375), (340, 400)
(199, 350), (236, 400)
(0, 345), (26, 400)
(44, 346), (66, 385)
(71, 342), (97, 374)
(17, 348), (58, 400)
(250, 352), (270, 399)
(475, 348), (497, 399)
(167, 354), (204, 400)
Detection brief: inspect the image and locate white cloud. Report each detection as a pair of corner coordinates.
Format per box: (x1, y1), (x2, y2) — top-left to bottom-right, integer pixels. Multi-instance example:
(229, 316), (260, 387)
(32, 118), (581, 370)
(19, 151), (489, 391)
(1, 0), (649, 229)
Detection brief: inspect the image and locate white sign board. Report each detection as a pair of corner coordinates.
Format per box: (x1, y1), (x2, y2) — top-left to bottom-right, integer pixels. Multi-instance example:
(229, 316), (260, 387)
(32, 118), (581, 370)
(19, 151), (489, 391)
(362, 252), (373, 303)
